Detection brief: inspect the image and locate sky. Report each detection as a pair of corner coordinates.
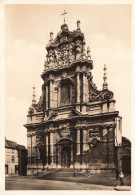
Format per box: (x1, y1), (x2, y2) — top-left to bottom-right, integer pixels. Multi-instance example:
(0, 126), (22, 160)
(4, 4), (132, 147)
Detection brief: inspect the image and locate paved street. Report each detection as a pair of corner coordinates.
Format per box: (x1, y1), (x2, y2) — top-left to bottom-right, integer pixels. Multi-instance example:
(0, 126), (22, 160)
(5, 177), (114, 190)
(5, 168), (131, 190)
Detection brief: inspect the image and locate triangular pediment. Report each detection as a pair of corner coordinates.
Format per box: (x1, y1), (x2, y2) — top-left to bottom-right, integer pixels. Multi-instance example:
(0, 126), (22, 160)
(71, 109), (82, 116)
(45, 108), (82, 122)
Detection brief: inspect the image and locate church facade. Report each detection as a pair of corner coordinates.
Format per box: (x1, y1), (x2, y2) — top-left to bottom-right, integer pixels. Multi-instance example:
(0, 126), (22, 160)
(24, 20), (122, 175)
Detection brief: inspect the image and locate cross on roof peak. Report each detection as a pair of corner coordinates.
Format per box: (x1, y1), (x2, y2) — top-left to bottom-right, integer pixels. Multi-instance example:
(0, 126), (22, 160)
(61, 10), (68, 24)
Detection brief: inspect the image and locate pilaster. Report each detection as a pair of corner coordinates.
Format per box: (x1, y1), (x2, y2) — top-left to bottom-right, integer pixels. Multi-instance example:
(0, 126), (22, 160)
(50, 80), (53, 108)
(46, 82), (48, 110)
(70, 144), (74, 168)
(77, 72), (80, 103)
(102, 103), (108, 113)
(83, 129), (88, 152)
(76, 68), (80, 112)
(77, 128), (80, 155)
(82, 72), (86, 103)
(45, 134), (48, 167)
(50, 132), (54, 167)
(82, 72), (86, 113)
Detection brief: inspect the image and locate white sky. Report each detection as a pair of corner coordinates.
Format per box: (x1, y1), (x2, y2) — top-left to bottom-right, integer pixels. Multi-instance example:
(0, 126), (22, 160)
(4, 4), (131, 147)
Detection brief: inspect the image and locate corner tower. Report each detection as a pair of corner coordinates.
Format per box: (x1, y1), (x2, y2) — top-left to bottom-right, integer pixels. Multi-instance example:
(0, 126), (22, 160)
(24, 20), (122, 174)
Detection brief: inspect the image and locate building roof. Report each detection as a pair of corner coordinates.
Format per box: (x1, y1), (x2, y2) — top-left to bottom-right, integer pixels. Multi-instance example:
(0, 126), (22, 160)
(17, 144), (26, 150)
(5, 138), (26, 150)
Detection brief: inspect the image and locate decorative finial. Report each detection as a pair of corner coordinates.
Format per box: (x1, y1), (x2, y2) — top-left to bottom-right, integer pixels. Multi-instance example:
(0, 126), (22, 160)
(87, 46), (91, 60)
(103, 64), (108, 90)
(50, 32), (53, 42)
(32, 85), (36, 105)
(77, 20), (81, 29)
(61, 10), (67, 24)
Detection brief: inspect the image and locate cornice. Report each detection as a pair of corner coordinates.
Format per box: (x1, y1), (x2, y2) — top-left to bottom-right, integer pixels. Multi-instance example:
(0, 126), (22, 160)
(41, 59), (93, 80)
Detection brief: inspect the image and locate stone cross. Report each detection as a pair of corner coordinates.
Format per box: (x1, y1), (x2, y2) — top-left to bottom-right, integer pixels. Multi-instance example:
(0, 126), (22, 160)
(62, 10), (67, 23)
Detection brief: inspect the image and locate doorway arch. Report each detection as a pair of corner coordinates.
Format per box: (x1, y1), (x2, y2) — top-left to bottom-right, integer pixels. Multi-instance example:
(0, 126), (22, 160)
(122, 155), (131, 174)
(61, 146), (71, 168)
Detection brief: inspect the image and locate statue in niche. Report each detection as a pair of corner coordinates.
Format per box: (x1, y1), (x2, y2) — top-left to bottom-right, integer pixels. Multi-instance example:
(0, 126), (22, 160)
(63, 49), (68, 64)
(48, 49), (54, 64)
(69, 42), (75, 62)
(87, 46), (91, 60)
(76, 39), (82, 60)
(54, 49), (58, 61)
(57, 49), (61, 64)
(53, 49), (59, 66)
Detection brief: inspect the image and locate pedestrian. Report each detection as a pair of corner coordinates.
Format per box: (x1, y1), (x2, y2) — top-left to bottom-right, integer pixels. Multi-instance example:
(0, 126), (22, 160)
(119, 171), (124, 185)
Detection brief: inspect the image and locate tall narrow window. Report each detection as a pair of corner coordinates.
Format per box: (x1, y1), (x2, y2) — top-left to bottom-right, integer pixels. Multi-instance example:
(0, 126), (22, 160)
(61, 83), (70, 105)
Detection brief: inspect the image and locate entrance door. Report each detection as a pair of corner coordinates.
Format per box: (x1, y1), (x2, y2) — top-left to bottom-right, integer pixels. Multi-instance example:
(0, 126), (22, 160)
(61, 146), (71, 168)
(122, 155), (131, 174)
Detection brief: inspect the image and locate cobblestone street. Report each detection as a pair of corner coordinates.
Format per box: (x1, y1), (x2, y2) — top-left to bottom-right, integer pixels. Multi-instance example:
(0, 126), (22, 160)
(5, 168), (131, 190)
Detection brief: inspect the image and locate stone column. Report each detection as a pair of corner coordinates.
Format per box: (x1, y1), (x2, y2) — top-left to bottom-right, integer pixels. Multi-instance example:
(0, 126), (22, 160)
(75, 72), (80, 112)
(46, 83), (48, 110)
(83, 73), (86, 103)
(85, 76), (88, 103)
(115, 118), (122, 146)
(83, 129), (88, 152)
(76, 128), (80, 168)
(82, 72), (86, 113)
(30, 135), (32, 164)
(58, 149), (61, 168)
(77, 128), (80, 155)
(106, 126), (109, 172)
(50, 80), (53, 108)
(50, 132), (54, 167)
(46, 134), (48, 167)
(70, 144), (73, 168)
(77, 72), (80, 103)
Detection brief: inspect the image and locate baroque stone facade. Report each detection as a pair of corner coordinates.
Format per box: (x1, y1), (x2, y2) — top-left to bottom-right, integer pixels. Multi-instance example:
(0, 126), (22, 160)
(24, 21), (123, 174)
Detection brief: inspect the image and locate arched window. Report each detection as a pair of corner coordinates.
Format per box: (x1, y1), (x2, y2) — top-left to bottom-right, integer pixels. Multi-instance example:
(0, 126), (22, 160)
(60, 82), (70, 105)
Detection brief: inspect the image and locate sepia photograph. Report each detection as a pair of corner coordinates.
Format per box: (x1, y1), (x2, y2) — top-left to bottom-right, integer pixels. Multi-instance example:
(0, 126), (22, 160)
(2, 2), (133, 192)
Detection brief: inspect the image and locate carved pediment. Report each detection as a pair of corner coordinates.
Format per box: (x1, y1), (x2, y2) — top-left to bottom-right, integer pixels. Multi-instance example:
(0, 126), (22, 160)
(44, 24), (90, 72)
(56, 138), (73, 146)
(71, 109), (82, 116)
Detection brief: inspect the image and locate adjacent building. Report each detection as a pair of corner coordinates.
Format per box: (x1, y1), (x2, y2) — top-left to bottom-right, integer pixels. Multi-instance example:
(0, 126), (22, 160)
(117, 137), (131, 174)
(24, 20), (130, 175)
(5, 139), (27, 176)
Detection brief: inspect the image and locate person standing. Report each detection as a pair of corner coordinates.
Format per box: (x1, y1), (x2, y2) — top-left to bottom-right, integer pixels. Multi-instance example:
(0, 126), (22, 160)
(119, 171), (124, 185)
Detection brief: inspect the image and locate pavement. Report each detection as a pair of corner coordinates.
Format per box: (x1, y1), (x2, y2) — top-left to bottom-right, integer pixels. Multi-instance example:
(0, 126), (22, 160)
(40, 168), (128, 187)
(5, 168), (131, 190)
(114, 174), (131, 191)
(5, 177), (115, 190)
